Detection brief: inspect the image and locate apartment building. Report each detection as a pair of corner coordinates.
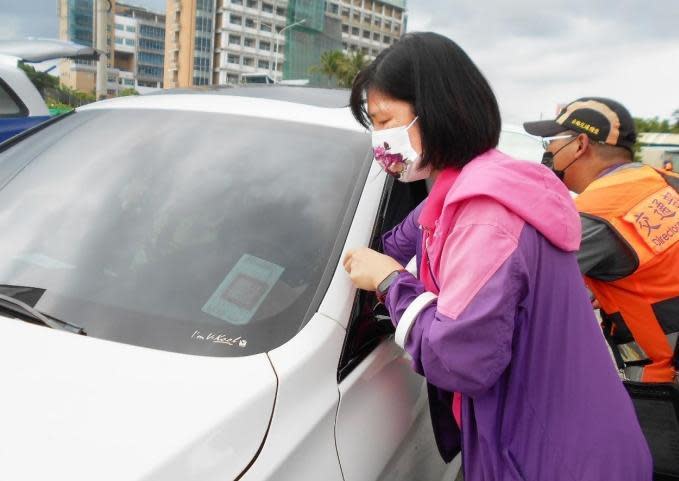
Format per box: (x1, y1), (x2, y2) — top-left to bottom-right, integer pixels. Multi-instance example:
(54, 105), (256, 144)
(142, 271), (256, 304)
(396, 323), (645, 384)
(164, 0), (406, 88)
(114, 3), (166, 92)
(330, 0), (406, 60)
(58, 0), (116, 94)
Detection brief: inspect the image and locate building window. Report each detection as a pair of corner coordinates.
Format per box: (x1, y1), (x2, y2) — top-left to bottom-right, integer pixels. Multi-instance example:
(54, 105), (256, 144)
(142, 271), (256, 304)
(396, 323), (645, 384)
(246, 0), (258, 7)
(243, 56), (254, 66)
(342, 42), (348, 50)
(196, 0), (213, 11)
(115, 23), (124, 31)
(115, 37), (123, 44)
(342, 24), (349, 33)
(227, 54), (240, 64)
(373, 32), (380, 41)
(139, 38), (164, 50)
(353, 11), (360, 21)
(227, 73), (239, 84)
(231, 0), (243, 4)
(244, 37), (255, 47)
(260, 22), (271, 32)
(139, 52), (164, 65)
(371, 48), (379, 56)
(341, 7), (350, 17)
(374, 17), (381, 27)
(125, 38), (135, 46)
(261, 2), (273, 13)
(258, 59), (269, 69)
(196, 15), (212, 32)
(228, 34), (241, 45)
(383, 35), (391, 44)
(362, 30), (370, 39)
(245, 17), (256, 28)
(384, 20), (391, 30)
(276, 6), (285, 16)
(126, 25), (135, 32)
(195, 36), (211, 50)
(330, 3), (339, 14)
(361, 47), (369, 54)
(259, 40), (270, 51)
(139, 65), (163, 77)
(140, 25), (164, 39)
(124, 78), (135, 86)
(230, 15), (242, 25)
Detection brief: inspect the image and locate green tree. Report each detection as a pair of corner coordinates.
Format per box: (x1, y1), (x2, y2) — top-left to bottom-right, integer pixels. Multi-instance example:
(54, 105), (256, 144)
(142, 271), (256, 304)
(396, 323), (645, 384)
(634, 116), (679, 134)
(118, 88), (139, 96)
(338, 50), (369, 88)
(17, 61), (59, 96)
(309, 50), (347, 86)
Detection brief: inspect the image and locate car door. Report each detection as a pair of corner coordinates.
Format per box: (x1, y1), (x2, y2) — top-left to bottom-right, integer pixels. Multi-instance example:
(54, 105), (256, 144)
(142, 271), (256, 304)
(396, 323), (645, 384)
(334, 178), (461, 481)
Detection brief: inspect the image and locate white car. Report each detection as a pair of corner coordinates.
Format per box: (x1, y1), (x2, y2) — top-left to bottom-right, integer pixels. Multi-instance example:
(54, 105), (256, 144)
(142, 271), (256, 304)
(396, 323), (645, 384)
(0, 87), (541, 481)
(0, 38), (101, 142)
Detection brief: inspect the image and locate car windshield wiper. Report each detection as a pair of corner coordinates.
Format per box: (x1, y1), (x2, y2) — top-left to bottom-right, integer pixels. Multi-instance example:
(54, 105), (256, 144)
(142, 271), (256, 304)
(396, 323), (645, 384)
(0, 293), (86, 335)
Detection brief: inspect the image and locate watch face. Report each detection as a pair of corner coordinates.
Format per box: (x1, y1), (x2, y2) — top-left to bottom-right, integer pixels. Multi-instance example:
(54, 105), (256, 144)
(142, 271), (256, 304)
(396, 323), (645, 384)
(378, 270), (400, 293)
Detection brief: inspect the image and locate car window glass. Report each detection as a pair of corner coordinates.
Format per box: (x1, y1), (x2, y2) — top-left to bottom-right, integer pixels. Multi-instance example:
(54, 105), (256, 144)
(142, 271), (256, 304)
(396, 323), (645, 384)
(338, 179), (427, 381)
(0, 109), (371, 357)
(0, 81), (22, 117)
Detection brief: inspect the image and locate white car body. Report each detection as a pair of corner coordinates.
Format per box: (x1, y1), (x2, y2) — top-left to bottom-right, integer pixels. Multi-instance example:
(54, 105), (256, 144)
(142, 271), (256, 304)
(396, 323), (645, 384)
(0, 87), (541, 481)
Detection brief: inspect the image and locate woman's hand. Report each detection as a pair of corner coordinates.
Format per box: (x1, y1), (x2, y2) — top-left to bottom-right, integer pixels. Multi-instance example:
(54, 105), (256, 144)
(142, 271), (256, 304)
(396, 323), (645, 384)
(343, 247), (404, 291)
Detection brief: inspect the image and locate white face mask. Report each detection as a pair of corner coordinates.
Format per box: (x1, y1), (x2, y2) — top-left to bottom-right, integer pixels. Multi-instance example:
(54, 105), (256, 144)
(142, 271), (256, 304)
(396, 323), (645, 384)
(371, 116), (431, 183)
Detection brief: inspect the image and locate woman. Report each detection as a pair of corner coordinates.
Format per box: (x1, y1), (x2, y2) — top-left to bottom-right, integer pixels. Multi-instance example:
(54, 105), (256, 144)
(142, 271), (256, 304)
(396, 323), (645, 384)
(343, 32), (651, 481)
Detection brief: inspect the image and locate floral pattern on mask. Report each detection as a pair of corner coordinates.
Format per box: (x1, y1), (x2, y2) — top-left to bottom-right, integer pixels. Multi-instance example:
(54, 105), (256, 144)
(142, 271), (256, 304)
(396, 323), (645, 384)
(373, 141), (409, 177)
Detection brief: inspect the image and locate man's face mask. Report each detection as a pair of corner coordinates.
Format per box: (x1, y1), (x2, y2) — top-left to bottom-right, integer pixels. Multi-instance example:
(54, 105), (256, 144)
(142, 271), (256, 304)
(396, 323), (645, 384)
(541, 136), (579, 182)
(371, 117), (431, 183)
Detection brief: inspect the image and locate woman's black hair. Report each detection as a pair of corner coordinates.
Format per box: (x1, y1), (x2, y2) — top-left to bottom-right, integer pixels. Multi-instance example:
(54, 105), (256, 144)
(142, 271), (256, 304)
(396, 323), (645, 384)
(349, 32), (501, 170)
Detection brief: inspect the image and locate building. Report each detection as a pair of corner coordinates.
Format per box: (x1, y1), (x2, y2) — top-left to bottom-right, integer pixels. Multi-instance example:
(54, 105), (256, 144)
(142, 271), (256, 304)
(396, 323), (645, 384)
(333, 0), (406, 61)
(639, 132), (679, 173)
(58, 0), (116, 95)
(165, 0), (407, 89)
(164, 0), (217, 88)
(114, 3), (166, 92)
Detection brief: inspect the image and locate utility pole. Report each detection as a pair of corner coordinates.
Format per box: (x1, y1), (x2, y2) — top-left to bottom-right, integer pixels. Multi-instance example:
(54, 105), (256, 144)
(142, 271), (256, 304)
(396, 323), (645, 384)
(272, 18), (306, 83)
(95, 0), (108, 100)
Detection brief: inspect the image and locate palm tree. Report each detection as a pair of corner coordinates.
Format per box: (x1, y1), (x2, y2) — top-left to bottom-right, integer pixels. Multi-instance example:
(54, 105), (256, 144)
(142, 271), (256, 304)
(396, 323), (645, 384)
(309, 50), (346, 87)
(338, 50), (369, 88)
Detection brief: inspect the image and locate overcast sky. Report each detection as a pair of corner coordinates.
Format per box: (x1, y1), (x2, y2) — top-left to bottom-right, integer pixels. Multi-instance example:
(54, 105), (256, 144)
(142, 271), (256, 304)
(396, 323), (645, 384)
(1, 0), (677, 123)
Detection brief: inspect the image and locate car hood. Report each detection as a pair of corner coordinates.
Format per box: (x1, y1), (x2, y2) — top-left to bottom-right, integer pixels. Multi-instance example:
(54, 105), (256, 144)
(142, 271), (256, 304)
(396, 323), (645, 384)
(0, 314), (276, 481)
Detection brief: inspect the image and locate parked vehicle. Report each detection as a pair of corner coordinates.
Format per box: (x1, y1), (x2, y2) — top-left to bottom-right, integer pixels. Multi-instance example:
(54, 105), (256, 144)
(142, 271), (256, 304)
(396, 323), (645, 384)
(0, 38), (100, 142)
(0, 86), (542, 481)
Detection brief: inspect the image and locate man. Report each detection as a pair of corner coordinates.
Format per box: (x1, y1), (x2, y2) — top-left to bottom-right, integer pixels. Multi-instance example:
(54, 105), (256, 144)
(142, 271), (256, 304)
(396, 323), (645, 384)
(525, 98), (679, 384)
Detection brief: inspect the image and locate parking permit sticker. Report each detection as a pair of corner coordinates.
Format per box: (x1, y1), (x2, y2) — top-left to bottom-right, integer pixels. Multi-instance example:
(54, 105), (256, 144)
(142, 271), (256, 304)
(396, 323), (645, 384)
(623, 186), (679, 254)
(202, 254), (284, 325)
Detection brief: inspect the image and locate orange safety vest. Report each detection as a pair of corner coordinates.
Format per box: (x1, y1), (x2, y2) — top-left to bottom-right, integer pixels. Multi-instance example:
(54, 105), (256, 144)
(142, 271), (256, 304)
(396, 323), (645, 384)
(576, 165), (679, 383)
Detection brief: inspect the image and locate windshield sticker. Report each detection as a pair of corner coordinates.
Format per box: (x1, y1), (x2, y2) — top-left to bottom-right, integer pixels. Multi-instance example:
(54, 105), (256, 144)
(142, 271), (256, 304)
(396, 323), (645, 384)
(202, 254), (284, 325)
(191, 330), (248, 348)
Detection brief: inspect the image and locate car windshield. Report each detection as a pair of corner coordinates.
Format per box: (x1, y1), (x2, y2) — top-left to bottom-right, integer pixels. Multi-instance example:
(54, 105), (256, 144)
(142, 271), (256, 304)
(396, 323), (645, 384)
(0, 108), (371, 356)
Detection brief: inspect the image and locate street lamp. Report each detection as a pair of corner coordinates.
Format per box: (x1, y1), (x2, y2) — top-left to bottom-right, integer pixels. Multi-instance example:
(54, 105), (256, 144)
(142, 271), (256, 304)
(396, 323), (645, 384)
(272, 18), (306, 83)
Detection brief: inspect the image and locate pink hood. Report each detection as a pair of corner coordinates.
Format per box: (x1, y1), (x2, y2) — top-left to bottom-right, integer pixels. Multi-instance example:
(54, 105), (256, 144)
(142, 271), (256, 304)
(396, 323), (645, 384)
(420, 149), (581, 252)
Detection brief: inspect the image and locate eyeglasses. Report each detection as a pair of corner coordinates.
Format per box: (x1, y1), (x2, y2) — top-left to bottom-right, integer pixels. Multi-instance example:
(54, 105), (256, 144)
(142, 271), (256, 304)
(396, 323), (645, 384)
(541, 134), (576, 150)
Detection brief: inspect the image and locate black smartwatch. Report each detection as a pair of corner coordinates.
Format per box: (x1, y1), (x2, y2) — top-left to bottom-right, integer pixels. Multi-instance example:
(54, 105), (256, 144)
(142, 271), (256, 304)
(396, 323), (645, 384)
(376, 269), (405, 303)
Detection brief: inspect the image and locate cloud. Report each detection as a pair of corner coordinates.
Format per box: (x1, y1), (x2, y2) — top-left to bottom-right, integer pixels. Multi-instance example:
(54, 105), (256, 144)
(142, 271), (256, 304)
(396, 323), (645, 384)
(1, 0), (676, 121)
(406, 0), (679, 122)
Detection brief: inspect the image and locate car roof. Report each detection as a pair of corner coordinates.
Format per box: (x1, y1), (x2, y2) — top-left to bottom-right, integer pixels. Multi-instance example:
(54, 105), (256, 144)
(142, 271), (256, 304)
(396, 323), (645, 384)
(79, 86), (365, 132)
(146, 85), (351, 109)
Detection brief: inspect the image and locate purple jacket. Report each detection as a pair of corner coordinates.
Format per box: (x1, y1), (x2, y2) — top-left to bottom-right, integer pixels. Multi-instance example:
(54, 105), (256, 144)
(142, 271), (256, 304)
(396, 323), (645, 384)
(382, 149), (652, 480)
